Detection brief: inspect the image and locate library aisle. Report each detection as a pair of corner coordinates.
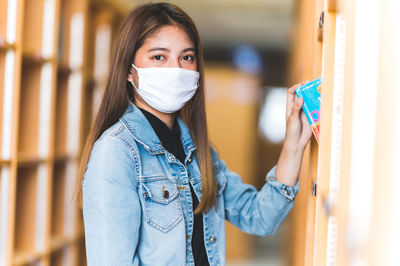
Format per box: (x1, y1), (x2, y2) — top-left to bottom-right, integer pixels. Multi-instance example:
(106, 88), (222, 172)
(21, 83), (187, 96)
(0, 0), (399, 266)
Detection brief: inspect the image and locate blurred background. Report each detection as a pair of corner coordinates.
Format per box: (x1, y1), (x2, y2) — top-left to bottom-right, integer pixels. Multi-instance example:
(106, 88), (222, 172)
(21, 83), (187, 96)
(0, 0), (399, 265)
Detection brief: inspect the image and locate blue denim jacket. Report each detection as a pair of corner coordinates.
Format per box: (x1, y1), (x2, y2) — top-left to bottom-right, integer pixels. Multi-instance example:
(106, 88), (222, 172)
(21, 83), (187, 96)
(82, 101), (300, 266)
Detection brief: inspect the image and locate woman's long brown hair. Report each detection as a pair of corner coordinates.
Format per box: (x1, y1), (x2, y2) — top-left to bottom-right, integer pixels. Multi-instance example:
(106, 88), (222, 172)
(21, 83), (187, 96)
(74, 2), (217, 214)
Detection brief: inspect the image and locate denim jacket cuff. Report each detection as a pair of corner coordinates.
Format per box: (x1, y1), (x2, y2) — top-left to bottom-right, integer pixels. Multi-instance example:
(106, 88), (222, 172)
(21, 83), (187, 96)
(265, 165), (300, 201)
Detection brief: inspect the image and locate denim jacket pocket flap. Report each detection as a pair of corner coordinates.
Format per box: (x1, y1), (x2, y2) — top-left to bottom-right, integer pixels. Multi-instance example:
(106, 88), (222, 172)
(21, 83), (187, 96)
(141, 179), (183, 233)
(143, 181), (179, 204)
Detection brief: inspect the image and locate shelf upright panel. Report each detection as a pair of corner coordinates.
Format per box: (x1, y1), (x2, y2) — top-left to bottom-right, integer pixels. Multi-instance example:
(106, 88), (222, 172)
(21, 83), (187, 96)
(65, 8), (86, 266)
(40, 0), (61, 264)
(288, 0), (326, 265)
(52, 0), (89, 264)
(313, 5), (344, 266)
(0, 0), (24, 265)
(15, 0), (60, 264)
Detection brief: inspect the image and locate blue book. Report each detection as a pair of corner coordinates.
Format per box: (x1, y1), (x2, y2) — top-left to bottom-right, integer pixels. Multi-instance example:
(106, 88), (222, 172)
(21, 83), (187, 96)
(295, 78), (322, 143)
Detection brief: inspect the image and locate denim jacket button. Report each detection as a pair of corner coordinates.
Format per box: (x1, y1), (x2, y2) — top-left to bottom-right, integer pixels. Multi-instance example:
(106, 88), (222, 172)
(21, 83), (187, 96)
(209, 236), (217, 243)
(163, 190), (170, 199)
(187, 157), (192, 163)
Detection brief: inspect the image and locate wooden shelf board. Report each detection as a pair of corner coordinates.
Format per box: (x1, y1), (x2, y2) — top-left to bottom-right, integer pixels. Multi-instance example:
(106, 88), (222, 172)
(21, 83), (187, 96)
(0, 159), (11, 165)
(22, 50), (56, 65)
(13, 250), (42, 265)
(54, 153), (72, 162)
(12, 232), (85, 266)
(57, 63), (72, 75)
(50, 231), (84, 252)
(0, 42), (16, 51)
(17, 153), (52, 165)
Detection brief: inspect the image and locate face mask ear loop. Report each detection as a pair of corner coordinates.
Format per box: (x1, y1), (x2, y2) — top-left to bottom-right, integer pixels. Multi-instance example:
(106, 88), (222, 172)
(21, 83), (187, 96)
(127, 79), (138, 90)
(131, 63), (139, 71)
(130, 63), (140, 90)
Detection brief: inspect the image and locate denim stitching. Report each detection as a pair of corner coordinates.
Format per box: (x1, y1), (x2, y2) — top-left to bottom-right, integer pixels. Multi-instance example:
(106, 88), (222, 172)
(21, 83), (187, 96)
(118, 137), (140, 178)
(141, 179), (183, 234)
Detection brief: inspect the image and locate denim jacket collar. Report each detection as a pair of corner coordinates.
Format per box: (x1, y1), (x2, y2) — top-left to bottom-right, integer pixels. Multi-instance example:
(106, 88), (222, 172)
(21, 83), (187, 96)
(120, 100), (197, 157)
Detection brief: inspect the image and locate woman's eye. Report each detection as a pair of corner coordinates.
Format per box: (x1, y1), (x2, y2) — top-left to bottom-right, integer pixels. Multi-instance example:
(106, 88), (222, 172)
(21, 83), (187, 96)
(182, 55), (194, 61)
(153, 55), (164, 61)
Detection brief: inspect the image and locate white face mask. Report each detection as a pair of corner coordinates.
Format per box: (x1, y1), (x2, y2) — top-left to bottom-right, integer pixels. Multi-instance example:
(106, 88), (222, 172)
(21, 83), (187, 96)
(130, 63), (200, 113)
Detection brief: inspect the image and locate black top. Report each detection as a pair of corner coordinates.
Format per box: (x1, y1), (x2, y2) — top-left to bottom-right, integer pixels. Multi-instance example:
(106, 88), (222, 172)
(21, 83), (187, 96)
(138, 107), (210, 266)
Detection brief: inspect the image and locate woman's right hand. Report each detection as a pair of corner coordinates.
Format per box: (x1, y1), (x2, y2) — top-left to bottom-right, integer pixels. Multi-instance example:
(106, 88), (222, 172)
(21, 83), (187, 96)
(275, 82), (313, 187)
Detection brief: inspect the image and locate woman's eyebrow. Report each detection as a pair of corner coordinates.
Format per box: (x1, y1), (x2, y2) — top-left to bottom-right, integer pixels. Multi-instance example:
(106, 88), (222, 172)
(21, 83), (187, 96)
(147, 47), (195, 53)
(182, 47), (195, 52)
(147, 47), (169, 52)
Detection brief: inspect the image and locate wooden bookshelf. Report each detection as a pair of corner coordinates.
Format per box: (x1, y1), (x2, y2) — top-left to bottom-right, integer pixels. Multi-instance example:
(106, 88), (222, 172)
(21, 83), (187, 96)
(0, 0), (91, 264)
(289, 0), (400, 265)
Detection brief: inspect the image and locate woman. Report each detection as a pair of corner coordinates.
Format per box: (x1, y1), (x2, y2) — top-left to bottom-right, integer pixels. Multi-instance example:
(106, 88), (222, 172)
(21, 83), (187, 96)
(75, 2), (312, 265)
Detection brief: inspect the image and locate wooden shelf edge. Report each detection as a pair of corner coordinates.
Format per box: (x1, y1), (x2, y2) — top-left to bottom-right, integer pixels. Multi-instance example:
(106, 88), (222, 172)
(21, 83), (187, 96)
(13, 232), (85, 265)
(17, 154), (51, 166)
(0, 42), (17, 51)
(22, 49), (57, 65)
(54, 153), (77, 162)
(49, 231), (85, 253)
(0, 159), (11, 166)
(16, 152), (79, 165)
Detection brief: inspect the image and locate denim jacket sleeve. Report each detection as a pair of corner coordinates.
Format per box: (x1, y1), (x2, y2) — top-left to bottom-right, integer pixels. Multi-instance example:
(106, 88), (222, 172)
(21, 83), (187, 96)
(210, 146), (299, 236)
(82, 135), (140, 266)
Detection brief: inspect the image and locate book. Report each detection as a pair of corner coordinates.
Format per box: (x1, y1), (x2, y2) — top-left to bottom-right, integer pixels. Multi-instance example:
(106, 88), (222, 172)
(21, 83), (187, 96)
(295, 78), (322, 143)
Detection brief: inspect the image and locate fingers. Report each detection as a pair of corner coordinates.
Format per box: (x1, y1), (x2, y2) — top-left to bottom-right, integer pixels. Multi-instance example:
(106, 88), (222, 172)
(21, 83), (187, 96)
(286, 96), (294, 120)
(300, 110), (307, 123)
(286, 81), (309, 119)
(300, 111), (309, 131)
(287, 95), (303, 121)
(289, 96), (303, 118)
(286, 99), (303, 140)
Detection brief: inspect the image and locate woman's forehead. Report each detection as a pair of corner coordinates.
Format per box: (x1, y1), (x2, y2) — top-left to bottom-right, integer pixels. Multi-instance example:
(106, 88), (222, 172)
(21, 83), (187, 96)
(142, 25), (194, 49)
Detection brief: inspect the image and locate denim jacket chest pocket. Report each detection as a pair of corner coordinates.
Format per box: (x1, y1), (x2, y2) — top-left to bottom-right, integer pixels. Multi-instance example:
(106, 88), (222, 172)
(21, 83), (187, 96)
(140, 177), (184, 233)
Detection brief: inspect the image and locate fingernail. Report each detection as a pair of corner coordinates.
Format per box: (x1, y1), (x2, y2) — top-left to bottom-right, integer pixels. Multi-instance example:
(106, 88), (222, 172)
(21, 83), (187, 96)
(297, 97), (302, 105)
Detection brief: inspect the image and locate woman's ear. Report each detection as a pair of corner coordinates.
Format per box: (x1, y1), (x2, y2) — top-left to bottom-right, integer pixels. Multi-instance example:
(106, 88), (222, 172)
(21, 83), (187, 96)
(127, 65), (138, 86)
(127, 65), (134, 83)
